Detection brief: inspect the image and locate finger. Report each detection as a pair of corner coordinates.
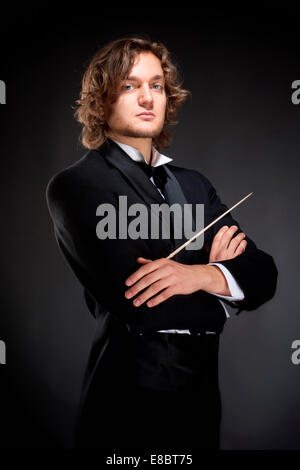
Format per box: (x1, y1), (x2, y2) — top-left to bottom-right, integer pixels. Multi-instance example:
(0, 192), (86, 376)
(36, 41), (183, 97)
(125, 258), (165, 286)
(228, 232), (246, 253)
(234, 239), (247, 257)
(219, 225), (239, 249)
(145, 286), (175, 308)
(211, 226), (229, 251)
(125, 266), (170, 298)
(209, 226), (229, 259)
(132, 278), (171, 307)
(213, 225), (229, 241)
(137, 257), (152, 264)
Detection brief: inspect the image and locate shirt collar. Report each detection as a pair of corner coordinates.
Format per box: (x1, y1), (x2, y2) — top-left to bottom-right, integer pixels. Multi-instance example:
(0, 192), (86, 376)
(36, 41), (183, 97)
(110, 138), (173, 167)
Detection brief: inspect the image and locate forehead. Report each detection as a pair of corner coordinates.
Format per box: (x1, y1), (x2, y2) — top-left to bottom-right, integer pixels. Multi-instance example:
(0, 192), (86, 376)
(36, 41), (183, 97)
(126, 52), (164, 79)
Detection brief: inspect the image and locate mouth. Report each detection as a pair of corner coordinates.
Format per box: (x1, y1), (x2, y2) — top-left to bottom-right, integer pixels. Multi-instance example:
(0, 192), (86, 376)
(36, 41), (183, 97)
(136, 112), (155, 120)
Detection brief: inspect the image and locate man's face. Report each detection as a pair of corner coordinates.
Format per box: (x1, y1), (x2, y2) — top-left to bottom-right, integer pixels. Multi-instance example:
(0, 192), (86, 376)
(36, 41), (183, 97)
(105, 52), (167, 139)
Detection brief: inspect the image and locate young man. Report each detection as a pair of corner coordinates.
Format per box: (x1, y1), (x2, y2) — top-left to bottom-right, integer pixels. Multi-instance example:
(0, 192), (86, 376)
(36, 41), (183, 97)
(46, 37), (278, 451)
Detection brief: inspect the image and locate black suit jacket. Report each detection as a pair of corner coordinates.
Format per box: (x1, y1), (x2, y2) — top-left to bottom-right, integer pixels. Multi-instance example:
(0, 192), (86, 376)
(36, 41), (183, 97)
(46, 138), (278, 400)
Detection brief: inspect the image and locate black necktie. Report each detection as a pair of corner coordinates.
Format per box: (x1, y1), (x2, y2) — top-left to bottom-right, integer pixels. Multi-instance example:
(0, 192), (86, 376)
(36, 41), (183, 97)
(137, 160), (176, 241)
(137, 161), (168, 198)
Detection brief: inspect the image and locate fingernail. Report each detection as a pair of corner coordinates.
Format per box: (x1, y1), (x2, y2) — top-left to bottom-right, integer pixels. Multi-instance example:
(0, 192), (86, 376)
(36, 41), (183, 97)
(134, 299), (140, 306)
(126, 279), (132, 286)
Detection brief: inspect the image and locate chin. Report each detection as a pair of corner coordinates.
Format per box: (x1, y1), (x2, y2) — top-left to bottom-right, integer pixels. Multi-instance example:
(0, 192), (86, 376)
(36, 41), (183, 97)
(120, 128), (158, 139)
(134, 124), (163, 138)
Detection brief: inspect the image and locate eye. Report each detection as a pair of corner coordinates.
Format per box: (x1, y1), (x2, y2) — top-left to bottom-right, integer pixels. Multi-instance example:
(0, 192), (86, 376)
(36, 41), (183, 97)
(152, 83), (163, 90)
(123, 84), (133, 91)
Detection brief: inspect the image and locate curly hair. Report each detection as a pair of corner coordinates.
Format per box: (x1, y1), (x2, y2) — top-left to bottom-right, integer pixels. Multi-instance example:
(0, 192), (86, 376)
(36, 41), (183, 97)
(74, 35), (191, 151)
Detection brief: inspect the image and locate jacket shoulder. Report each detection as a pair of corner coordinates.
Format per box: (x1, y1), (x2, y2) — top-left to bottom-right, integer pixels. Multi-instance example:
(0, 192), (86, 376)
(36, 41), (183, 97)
(45, 149), (105, 208)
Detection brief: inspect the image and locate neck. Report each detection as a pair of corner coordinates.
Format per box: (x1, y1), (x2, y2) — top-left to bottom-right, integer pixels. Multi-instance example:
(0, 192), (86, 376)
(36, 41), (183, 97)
(107, 132), (153, 164)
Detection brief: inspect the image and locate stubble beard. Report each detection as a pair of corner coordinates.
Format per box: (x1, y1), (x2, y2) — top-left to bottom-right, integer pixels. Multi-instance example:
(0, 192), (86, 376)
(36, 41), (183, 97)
(117, 121), (164, 139)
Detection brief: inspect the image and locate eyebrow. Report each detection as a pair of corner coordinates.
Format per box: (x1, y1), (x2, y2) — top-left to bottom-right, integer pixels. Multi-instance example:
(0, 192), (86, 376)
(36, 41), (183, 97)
(125, 74), (165, 82)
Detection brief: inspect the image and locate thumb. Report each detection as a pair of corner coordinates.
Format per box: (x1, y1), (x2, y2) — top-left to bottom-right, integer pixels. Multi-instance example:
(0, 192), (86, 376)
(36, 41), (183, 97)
(137, 257), (152, 264)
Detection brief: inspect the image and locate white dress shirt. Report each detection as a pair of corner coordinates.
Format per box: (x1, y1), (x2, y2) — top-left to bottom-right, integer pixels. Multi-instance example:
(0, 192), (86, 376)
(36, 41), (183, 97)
(111, 138), (245, 334)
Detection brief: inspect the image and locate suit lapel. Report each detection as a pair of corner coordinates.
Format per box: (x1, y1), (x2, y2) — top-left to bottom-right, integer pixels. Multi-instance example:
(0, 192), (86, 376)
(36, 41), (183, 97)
(98, 138), (195, 246)
(163, 166), (195, 249)
(100, 138), (165, 202)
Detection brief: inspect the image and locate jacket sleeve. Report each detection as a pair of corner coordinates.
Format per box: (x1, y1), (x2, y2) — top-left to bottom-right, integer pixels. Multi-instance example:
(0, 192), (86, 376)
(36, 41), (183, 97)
(199, 173), (278, 314)
(46, 171), (227, 335)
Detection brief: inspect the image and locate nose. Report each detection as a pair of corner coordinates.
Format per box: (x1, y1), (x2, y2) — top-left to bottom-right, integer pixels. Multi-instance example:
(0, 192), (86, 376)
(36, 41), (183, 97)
(137, 84), (153, 108)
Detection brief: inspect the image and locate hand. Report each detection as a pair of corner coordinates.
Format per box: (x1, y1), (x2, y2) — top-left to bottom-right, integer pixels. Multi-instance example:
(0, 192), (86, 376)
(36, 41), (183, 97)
(124, 257), (208, 308)
(209, 225), (247, 263)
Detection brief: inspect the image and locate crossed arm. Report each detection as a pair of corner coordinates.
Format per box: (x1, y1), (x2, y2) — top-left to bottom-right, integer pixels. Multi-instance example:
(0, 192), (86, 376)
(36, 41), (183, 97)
(124, 224), (247, 308)
(47, 165), (277, 331)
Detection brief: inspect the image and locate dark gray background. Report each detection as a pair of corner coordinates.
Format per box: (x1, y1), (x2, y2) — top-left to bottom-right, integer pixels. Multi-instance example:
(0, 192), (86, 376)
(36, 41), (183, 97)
(0, 4), (299, 450)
